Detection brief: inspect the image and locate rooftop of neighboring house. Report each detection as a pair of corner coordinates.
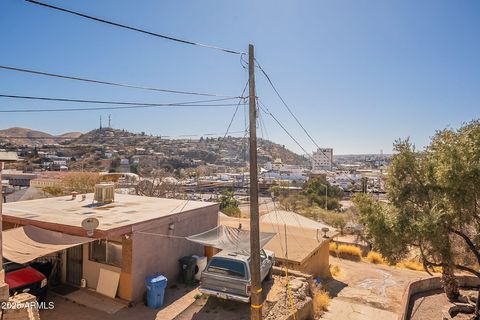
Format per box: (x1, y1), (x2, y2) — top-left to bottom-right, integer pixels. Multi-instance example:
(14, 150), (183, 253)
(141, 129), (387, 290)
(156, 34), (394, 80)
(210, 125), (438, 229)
(0, 151), (19, 161)
(2, 193), (218, 237)
(220, 213), (335, 264)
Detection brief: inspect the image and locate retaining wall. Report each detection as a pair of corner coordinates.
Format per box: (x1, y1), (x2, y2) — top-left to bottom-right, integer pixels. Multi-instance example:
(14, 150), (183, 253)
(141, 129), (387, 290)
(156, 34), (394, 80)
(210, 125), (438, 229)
(398, 275), (480, 320)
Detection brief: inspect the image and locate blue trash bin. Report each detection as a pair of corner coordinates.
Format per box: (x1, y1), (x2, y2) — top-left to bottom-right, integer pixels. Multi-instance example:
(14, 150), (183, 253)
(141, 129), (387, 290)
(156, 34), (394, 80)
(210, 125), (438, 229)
(145, 275), (168, 309)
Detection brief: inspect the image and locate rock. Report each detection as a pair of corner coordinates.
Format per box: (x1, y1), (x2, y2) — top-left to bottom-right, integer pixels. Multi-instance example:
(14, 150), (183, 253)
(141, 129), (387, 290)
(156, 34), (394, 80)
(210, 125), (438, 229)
(290, 279), (304, 292)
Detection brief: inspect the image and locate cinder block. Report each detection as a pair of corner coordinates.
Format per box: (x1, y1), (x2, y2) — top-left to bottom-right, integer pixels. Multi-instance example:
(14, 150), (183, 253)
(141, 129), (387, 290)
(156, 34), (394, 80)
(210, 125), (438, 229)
(3, 293), (40, 320)
(0, 269), (5, 284)
(0, 282), (9, 301)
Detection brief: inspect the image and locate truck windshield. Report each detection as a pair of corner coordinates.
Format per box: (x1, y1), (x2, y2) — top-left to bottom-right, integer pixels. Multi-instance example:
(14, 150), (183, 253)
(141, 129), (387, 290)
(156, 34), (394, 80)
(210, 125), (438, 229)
(207, 258), (246, 278)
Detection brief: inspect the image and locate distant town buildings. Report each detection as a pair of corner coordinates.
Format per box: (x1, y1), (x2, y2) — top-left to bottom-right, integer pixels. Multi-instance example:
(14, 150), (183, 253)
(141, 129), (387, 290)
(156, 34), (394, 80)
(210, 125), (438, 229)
(311, 148), (333, 171)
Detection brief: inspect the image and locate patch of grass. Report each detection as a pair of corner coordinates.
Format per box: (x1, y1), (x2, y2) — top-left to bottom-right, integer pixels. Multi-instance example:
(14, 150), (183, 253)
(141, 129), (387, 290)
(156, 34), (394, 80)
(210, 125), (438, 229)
(396, 260), (442, 273)
(194, 293), (203, 300)
(366, 251), (385, 264)
(311, 286), (330, 314)
(330, 244), (362, 261)
(329, 264), (341, 277)
(396, 260), (424, 271)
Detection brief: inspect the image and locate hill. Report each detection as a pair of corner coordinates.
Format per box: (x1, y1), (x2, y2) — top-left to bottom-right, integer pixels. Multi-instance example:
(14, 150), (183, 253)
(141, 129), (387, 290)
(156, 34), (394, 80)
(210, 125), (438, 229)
(0, 127), (80, 145)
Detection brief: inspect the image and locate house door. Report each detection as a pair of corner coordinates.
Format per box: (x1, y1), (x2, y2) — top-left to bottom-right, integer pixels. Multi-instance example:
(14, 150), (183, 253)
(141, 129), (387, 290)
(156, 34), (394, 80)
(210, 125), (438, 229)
(66, 245), (83, 286)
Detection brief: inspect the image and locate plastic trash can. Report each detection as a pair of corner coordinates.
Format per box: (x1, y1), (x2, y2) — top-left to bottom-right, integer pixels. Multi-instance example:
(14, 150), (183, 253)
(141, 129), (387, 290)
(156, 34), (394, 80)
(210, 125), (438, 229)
(179, 256), (197, 284)
(145, 274), (168, 309)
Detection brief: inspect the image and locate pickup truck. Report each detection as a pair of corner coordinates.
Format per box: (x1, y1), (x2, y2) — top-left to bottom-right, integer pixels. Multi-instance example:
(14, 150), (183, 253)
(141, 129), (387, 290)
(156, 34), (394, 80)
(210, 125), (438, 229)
(199, 249), (275, 303)
(4, 260), (48, 300)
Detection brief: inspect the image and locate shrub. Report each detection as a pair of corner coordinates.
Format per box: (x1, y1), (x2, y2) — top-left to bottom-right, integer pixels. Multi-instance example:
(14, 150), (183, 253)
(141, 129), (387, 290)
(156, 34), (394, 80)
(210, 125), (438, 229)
(336, 244), (362, 261)
(329, 242), (338, 256)
(396, 260), (442, 273)
(329, 264), (340, 277)
(311, 287), (330, 314)
(396, 260), (423, 271)
(367, 251), (385, 264)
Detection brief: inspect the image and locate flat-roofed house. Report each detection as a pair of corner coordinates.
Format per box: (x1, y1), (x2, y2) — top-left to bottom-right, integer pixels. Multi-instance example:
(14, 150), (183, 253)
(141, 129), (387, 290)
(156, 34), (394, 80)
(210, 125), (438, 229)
(2, 192), (218, 302)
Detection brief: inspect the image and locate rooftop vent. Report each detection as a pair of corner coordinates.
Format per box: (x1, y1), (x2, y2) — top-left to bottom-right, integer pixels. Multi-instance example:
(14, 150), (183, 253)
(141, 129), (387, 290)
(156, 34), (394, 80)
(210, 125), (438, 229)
(94, 183), (115, 204)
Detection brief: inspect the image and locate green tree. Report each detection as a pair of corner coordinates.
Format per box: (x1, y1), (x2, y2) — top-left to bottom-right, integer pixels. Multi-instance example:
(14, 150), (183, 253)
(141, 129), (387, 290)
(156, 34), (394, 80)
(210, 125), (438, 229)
(219, 190), (240, 217)
(302, 177), (343, 210)
(354, 120), (480, 313)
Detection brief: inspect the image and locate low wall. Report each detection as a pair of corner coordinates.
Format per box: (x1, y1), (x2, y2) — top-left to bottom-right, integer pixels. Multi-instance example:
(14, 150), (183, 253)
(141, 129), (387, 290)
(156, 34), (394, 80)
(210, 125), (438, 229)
(398, 275), (480, 320)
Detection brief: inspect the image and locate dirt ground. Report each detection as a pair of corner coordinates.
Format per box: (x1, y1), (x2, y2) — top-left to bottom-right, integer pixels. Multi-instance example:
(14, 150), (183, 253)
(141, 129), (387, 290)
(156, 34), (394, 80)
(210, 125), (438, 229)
(322, 257), (430, 319)
(409, 289), (477, 320)
(175, 274), (310, 320)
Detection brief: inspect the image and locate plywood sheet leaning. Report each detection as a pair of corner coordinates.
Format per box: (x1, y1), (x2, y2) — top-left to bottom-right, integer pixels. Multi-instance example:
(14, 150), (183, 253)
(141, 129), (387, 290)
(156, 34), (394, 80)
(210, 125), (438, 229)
(96, 268), (120, 298)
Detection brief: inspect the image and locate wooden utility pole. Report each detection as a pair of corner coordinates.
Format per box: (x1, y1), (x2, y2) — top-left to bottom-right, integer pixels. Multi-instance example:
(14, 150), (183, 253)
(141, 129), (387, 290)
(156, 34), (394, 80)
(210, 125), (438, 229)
(248, 44), (262, 320)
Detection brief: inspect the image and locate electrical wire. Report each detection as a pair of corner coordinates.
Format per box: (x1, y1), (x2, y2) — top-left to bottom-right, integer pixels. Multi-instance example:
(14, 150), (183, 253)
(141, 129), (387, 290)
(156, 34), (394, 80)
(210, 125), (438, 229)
(26, 0), (243, 55)
(257, 99), (312, 160)
(256, 59), (333, 163)
(0, 65), (238, 98)
(255, 59), (320, 149)
(0, 102), (245, 113)
(0, 94), (242, 107)
(223, 80), (249, 139)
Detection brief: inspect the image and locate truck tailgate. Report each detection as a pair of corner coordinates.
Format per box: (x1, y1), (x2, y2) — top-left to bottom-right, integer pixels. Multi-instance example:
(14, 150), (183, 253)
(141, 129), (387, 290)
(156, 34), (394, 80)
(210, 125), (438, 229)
(201, 272), (249, 297)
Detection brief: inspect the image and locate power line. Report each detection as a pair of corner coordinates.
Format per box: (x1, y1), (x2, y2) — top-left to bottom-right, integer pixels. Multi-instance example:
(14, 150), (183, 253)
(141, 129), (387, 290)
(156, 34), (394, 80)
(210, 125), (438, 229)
(26, 0), (243, 55)
(0, 65), (238, 98)
(223, 81), (248, 139)
(257, 99), (312, 159)
(255, 59), (323, 151)
(0, 94), (241, 106)
(0, 102), (244, 113)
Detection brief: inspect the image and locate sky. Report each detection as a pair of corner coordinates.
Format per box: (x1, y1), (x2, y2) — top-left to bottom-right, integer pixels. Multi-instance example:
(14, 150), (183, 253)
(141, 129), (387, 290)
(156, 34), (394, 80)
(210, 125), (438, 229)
(0, 0), (479, 155)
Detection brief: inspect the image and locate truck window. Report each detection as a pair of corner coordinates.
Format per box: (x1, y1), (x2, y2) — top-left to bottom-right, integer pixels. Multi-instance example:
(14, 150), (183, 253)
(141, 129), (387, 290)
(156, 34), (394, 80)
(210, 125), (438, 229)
(207, 258), (246, 278)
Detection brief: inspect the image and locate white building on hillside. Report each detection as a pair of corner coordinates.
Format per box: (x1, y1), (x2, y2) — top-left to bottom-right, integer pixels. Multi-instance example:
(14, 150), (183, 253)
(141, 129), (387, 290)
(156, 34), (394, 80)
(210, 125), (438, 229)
(311, 148), (333, 171)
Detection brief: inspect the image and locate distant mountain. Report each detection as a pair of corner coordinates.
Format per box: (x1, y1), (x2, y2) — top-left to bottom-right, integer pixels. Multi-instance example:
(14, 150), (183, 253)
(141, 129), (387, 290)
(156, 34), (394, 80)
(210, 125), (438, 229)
(0, 127), (81, 145)
(57, 132), (83, 139)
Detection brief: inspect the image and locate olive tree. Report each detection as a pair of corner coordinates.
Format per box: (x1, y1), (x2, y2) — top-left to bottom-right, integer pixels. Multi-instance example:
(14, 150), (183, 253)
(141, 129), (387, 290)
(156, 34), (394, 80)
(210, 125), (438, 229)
(354, 120), (480, 313)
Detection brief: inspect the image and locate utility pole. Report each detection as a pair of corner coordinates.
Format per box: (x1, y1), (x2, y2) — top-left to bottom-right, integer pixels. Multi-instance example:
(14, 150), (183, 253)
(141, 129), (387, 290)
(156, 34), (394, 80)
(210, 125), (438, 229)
(108, 114), (112, 128)
(248, 44), (262, 320)
(325, 186), (328, 211)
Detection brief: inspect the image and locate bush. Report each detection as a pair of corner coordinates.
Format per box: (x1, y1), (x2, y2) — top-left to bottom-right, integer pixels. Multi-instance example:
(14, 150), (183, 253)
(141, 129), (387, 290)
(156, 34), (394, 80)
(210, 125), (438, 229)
(330, 243), (362, 261)
(367, 251), (385, 264)
(329, 264), (340, 277)
(311, 287), (330, 314)
(396, 260), (424, 271)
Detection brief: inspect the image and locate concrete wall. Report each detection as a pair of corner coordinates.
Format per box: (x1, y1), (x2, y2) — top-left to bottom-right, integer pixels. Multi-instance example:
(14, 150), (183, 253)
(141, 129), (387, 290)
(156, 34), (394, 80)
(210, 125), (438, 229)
(276, 241), (330, 278)
(398, 275), (480, 320)
(130, 204), (218, 302)
(299, 241), (330, 278)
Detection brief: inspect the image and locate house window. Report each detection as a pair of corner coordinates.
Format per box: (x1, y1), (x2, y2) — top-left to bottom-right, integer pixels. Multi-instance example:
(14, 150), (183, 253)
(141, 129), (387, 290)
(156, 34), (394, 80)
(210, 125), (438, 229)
(89, 240), (122, 267)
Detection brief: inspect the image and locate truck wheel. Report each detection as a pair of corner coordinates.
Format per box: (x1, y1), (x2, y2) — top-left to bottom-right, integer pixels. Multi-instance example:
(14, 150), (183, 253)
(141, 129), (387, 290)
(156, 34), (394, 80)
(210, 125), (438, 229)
(266, 267), (273, 281)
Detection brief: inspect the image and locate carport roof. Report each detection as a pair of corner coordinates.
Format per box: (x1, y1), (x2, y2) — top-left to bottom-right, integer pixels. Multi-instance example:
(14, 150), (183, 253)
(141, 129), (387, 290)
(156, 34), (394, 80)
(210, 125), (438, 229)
(3, 225), (94, 264)
(2, 193), (217, 237)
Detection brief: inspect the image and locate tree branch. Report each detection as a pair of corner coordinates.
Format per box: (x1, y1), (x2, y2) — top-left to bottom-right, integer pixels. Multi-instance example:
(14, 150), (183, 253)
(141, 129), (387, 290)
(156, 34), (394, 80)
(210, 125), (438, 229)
(455, 264), (480, 278)
(449, 227), (480, 264)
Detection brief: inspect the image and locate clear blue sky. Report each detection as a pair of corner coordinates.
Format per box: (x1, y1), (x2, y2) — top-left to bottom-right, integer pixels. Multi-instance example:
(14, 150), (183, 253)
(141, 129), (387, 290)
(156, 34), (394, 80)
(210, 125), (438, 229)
(1, 0), (479, 154)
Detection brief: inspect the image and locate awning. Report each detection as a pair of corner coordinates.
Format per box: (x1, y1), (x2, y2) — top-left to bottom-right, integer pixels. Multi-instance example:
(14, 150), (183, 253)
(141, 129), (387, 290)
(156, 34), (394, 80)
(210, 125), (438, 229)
(3, 225), (95, 264)
(187, 225), (276, 255)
